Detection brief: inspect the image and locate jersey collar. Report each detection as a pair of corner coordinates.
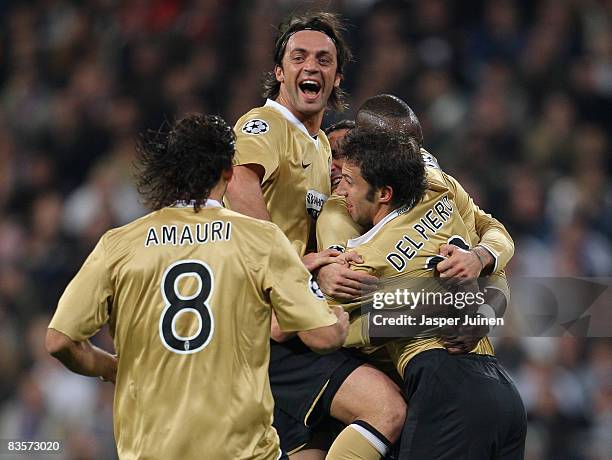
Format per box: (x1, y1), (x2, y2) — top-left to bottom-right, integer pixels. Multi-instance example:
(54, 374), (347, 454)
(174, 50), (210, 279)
(265, 99), (320, 148)
(171, 199), (223, 208)
(347, 205), (410, 248)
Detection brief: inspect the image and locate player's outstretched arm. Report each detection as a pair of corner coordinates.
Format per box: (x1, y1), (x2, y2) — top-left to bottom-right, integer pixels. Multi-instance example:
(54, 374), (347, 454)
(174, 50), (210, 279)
(438, 174), (514, 277)
(472, 203), (514, 273)
(225, 164), (271, 221)
(46, 328), (117, 383)
(266, 227), (348, 351)
(270, 311), (295, 343)
(297, 306), (349, 353)
(271, 301), (349, 352)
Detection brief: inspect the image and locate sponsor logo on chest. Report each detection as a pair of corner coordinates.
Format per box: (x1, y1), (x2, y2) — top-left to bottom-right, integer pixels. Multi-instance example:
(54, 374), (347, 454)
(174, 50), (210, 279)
(305, 189), (328, 220)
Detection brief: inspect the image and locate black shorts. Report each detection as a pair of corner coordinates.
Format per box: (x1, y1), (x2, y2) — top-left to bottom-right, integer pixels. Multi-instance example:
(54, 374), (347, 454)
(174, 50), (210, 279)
(269, 338), (364, 453)
(399, 349), (527, 460)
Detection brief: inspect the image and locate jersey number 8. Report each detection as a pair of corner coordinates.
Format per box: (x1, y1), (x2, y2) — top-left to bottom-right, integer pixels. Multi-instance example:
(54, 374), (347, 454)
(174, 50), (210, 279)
(159, 260), (215, 354)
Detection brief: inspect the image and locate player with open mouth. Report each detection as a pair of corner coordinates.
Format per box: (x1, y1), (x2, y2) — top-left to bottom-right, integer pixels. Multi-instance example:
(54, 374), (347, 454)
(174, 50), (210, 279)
(299, 78), (322, 101)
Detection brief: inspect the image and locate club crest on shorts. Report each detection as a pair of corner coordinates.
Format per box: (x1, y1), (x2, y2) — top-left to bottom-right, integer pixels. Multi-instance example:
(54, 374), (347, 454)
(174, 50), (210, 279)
(241, 119), (269, 135)
(308, 275), (325, 300)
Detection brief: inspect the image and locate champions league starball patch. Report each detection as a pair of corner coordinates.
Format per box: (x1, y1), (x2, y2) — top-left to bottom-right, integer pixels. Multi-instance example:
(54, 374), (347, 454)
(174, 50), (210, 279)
(308, 275), (325, 300)
(241, 119), (269, 135)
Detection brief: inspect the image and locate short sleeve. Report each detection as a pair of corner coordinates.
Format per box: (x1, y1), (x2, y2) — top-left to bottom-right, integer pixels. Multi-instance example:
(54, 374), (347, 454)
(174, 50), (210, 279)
(316, 195), (363, 252)
(264, 227), (337, 332)
(345, 314), (370, 348)
(234, 116), (283, 184)
(49, 235), (113, 341)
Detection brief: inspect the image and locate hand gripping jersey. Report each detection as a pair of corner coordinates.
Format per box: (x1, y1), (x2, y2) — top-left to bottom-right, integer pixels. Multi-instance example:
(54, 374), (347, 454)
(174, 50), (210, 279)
(49, 202), (336, 460)
(338, 183), (497, 376)
(230, 99), (332, 256)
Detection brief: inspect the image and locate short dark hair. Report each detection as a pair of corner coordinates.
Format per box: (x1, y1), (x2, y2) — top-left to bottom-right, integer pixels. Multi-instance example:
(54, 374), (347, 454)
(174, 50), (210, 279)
(324, 119), (355, 136)
(343, 128), (427, 209)
(262, 12), (352, 111)
(135, 114), (235, 212)
(356, 94), (424, 146)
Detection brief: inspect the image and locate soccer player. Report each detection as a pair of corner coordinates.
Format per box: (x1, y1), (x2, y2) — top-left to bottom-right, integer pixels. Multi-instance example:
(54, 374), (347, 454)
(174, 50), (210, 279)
(319, 120), (363, 258)
(317, 95), (515, 353)
(225, 12), (405, 460)
(45, 114), (350, 460)
(325, 119), (355, 193)
(333, 128), (526, 459)
(319, 95), (513, 280)
(359, 95), (513, 280)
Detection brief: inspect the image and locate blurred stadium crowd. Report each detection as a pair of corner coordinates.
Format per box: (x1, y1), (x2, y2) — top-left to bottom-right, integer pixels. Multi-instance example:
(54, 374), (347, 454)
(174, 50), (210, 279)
(0, 0), (610, 459)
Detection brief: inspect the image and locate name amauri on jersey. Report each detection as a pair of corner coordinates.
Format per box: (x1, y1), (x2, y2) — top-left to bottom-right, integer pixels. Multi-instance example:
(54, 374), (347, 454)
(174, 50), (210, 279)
(145, 221), (232, 247)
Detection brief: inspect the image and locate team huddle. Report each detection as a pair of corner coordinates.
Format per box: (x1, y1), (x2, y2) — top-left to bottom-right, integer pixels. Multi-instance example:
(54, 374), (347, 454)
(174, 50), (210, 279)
(46, 11), (527, 460)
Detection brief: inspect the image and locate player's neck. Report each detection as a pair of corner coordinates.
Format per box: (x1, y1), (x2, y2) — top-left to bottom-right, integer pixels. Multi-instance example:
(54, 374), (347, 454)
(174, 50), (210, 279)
(300, 112), (324, 137)
(209, 180), (226, 203)
(372, 204), (394, 226)
(275, 96), (323, 136)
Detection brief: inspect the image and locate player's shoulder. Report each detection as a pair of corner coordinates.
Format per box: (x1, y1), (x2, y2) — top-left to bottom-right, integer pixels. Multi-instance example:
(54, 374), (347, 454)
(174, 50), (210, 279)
(421, 148), (441, 170)
(216, 208), (283, 239)
(425, 168), (454, 197)
(219, 209), (293, 261)
(216, 207), (275, 227)
(325, 193), (346, 204)
(421, 148), (449, 189)
(318, 129), (331, 149)
(103, 210), (148, 236)
(102, 210), (159, 243)
(322, 194), (348, 212)
(92, 211), (158, 259)
(235, 106), (288, 137)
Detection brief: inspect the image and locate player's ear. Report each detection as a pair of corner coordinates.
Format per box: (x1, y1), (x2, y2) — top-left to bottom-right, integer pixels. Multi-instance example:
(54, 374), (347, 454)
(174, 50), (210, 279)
(274, 65), (284, 83)
(378, 185), (393, 204)
(334, 72), (341, 88)
(222, 166), (233, 182)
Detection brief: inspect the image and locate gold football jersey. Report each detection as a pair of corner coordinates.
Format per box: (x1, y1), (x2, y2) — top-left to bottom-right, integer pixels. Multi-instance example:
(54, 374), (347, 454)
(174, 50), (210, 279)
(230, 99), (331, 256)
(316, 149), (514, 271)
(340, 184), (495, 377)
(316, 194), (362, 252)
(49, 201), (337, 460)
(424, 152), (514, 273)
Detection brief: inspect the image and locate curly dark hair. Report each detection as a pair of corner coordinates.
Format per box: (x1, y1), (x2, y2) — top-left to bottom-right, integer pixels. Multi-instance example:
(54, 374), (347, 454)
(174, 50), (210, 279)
(343, 128), (427, 209)
(356, 94), (424, 146)
(135, 114), (235, 212)
(262, 11), (352, 111)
